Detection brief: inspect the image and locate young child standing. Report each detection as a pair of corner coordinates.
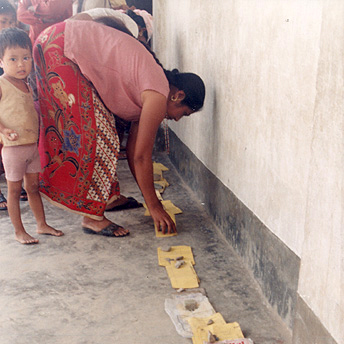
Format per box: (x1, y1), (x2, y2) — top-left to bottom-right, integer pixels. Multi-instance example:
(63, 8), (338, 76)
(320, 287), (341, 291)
(0, 0), (16, 210)
(0, 27), (63, 244)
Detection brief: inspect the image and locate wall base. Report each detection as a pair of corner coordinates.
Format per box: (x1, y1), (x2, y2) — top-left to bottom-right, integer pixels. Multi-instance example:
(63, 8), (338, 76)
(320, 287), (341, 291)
(292, 296), (337, 344)
(160, 128), (300, 329)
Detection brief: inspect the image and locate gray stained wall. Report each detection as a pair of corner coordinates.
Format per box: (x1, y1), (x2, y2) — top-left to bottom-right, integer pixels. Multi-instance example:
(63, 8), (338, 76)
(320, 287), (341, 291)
(154, 1), (344, 343)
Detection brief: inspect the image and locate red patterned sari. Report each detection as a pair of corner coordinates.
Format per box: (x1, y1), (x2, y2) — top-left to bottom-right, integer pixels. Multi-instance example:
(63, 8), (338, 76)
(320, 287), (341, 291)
(33, 22), (120, 220)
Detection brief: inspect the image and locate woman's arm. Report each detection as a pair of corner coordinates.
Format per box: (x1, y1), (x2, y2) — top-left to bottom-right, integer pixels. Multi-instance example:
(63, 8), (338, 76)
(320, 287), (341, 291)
(126, 90), (176, 234)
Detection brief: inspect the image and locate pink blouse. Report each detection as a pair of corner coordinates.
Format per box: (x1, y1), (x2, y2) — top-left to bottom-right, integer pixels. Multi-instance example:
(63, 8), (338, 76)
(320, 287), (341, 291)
(64, 20), (169, 122)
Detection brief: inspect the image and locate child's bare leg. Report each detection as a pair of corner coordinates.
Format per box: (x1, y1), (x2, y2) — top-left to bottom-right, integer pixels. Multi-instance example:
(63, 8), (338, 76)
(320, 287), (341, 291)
(7, 179), (39, 244)
(24, 173), (64, 237)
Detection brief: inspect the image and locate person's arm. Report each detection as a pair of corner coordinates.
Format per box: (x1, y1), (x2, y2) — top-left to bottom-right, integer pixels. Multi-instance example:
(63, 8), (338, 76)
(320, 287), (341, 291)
(126, 90), (176, 234)
(19, 0), (72, 24)
(17, 0), (39, 26)
(33, 0), (73, 17)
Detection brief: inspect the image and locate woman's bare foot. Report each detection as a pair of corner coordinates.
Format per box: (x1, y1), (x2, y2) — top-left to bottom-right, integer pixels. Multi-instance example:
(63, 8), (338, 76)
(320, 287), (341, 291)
(37, 225), (64, 237)
(15, 231), (39, 244)
(82, 216), (129, 236)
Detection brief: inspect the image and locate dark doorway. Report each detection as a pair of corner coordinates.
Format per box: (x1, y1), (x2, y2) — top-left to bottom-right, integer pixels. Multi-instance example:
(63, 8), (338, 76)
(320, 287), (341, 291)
(127, 0), (152, 14)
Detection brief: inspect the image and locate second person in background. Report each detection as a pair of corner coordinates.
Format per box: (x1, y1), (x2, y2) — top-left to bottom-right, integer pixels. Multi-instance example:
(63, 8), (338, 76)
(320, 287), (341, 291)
(17, 0), (73, 43)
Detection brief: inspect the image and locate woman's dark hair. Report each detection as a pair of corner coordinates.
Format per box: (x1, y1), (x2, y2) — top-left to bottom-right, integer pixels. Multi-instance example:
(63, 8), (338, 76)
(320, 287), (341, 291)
(0, 27), (32, 58)
(94, 16), (134, 37)
(165, 69), (205, 112)
(0, 0), (16, 17)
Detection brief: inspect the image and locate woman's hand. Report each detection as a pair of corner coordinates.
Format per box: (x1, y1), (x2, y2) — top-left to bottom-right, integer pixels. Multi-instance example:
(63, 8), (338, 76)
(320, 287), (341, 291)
(149, 203), (177, 234)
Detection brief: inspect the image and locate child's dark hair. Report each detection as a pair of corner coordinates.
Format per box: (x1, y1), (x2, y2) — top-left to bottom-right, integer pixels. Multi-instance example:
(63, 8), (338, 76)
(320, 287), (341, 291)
(0, 27), (32, 58)
(0, 0), (16, 17)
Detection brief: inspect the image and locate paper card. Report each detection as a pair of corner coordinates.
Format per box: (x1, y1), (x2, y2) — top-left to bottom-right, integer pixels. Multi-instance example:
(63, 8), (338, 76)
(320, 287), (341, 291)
(154, 178), (169, 189)
(161, 200), (182, 214)
(153, 169), (163, 181)
(144, 200), (182, 216)
(153, 162), (169, 172)
(158, 245), (195, 266)
(193, 322), (244, 344)
(188, 313), (226, 334)
(153, 162), (169, 181)
(165, 261), (199, 289)
(155, 189), (163, 200)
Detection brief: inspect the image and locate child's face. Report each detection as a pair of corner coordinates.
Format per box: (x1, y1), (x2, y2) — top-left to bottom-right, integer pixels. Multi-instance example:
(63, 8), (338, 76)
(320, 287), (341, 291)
(0, 13), (15, 31)
(0, 46), (32, 80)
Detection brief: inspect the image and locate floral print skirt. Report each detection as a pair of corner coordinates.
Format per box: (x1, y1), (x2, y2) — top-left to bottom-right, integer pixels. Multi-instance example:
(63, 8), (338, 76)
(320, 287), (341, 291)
(34, 22), (120, 220)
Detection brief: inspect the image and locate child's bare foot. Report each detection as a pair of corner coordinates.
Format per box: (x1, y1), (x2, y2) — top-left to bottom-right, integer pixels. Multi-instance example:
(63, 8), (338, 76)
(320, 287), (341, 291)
(15, 232), (39, 245)
(37, 225), (64, 237)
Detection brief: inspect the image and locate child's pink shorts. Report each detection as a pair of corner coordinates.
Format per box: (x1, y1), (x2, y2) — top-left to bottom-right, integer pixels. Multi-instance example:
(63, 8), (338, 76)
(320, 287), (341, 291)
(2, 144), (41, 182)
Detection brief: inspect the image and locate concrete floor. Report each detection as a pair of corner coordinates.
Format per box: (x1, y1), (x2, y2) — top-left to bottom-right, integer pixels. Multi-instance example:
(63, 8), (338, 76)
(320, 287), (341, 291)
(0, 153), (292, 344)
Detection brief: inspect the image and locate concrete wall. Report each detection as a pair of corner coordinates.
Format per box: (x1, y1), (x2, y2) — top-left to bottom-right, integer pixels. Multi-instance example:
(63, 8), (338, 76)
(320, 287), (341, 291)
(153, 1), (343, 343)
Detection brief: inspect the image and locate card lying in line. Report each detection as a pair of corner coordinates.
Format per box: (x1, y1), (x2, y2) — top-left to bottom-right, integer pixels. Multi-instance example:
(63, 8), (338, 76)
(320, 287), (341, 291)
(157, 245), (195, 266)
(192, 322), (244, 344)
(188, 312), (227, 334)
(165, 261), (200, 289)
(144, 200), (182, 216)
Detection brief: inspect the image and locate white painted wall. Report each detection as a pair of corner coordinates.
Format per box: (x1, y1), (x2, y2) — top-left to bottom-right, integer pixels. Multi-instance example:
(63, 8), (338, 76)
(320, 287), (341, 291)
(154, 1), (343, 342)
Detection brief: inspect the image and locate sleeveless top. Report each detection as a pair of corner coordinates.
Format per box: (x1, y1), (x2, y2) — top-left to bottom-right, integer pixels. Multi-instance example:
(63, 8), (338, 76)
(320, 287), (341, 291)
(0, 77), (38, 146)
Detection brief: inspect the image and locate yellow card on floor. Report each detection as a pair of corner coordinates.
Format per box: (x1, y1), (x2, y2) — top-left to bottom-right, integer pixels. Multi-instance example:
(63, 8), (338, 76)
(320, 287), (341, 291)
(155, 213), (177, 237)
(188, 313), (226, 334)
(162, 200), (182, 214)
(153, 161), (169, 172)
(158, 245), (195, 266)
(192, 322), (244, 344)
(165, 261), (199, 289)
(154, 178), (169, 189)
(144, 200), (182, 216)
(155, 189), (163, 201)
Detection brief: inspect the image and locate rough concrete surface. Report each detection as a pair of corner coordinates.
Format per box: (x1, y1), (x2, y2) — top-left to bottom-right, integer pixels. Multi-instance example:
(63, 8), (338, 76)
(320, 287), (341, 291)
(0, 153), (292, 344)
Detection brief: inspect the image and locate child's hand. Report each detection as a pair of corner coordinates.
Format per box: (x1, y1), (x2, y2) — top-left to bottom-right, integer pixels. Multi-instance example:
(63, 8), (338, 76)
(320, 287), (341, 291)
(4, 129), (18, 141)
